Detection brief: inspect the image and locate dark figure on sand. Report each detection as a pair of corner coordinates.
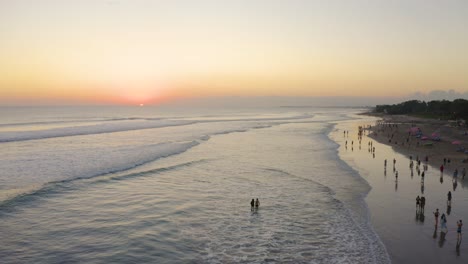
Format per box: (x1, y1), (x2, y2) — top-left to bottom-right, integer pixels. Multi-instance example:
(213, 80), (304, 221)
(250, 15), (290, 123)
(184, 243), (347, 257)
(255, 198), (260, 208)
(416, 196), (420, 210)
(441, 214), (447, 231)
(434, 209), (440, 227)
(250, 199), (255, 207)
(457, 220), (463, 243)
(448, 191), (452, 206)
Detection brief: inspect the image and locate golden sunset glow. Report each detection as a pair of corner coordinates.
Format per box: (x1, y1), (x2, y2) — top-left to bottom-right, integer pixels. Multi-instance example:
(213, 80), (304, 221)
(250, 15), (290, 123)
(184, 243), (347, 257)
(1, 0), (467, 105)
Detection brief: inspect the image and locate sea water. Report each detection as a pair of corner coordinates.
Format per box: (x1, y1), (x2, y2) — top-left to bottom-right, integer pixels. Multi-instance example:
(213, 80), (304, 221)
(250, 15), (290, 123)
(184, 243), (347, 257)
(0, 106), (390, 263)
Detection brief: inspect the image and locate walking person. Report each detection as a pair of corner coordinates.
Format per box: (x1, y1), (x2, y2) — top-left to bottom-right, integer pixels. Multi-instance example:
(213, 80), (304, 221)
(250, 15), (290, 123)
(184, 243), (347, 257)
(434, 209), (440, 227)
(416, 195), (421, 210)
(250, 198), (255, 208)
(255, 198), (260, 208)
(457, 220), (463, 242)
(441, 213), (447, 232)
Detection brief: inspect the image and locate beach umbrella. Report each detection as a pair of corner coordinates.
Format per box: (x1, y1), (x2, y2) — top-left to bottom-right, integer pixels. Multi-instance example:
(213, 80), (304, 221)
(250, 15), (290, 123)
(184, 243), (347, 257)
(452, 141), (462, 145)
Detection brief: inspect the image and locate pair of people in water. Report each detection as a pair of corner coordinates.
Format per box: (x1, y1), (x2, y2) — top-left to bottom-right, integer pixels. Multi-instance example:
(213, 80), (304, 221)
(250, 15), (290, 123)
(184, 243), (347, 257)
(250, 198), (260, 208)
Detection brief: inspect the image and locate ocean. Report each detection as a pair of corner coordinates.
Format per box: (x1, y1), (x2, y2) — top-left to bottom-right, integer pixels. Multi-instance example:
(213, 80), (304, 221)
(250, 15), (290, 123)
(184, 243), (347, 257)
(0, 106), (390, 263)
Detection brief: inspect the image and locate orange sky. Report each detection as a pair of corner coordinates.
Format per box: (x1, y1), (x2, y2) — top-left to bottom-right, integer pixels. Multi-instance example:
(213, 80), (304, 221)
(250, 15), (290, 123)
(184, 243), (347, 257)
(1, 0), (467, 105)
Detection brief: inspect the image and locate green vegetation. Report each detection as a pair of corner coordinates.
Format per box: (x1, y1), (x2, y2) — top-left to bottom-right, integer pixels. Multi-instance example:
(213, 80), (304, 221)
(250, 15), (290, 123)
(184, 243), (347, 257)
(375, 99), (468, 121)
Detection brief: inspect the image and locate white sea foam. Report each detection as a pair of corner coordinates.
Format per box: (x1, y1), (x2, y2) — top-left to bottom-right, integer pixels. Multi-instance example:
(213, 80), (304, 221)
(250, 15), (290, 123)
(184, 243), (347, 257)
(0, 107), (389, 264)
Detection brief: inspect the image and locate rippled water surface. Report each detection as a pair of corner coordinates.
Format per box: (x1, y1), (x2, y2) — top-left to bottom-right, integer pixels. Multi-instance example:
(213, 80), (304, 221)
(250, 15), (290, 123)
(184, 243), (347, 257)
(0, 106), (389, 263)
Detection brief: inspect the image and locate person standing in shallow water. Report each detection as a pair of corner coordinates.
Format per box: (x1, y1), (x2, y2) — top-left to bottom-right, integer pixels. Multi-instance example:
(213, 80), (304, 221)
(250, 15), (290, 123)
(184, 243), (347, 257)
(255, 198), (260, 208)
(250, 199), (255, 208)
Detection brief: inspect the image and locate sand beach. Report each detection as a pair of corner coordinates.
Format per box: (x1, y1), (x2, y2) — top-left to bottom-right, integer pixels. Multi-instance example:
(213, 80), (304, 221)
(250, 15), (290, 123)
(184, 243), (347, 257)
(368, 114), (468, 176)
(333, 113), (468, 263)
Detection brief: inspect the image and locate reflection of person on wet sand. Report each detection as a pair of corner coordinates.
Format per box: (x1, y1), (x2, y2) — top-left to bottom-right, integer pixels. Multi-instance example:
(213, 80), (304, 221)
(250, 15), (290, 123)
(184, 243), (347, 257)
(439, 231), (447, 248)
(441, 214), (447, 231)
(447, 191), (452, 206)
(439, 214), (447, 247)
(416, 209), (425, 223)
(420, 196), (425, 213)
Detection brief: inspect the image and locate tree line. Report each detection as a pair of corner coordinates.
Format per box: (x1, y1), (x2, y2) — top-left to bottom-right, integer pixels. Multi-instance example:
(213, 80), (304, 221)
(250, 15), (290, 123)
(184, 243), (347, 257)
(374, 99), (468, 120)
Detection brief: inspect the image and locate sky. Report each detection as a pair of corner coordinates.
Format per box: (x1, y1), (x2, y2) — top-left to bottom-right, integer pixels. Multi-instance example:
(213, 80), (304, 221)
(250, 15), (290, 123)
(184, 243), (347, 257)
(1, 0), (467, 105)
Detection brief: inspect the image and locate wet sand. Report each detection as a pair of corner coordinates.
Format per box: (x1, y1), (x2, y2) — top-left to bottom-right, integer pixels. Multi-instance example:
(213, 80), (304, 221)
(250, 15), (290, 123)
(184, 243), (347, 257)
(332, 114), (468, 264)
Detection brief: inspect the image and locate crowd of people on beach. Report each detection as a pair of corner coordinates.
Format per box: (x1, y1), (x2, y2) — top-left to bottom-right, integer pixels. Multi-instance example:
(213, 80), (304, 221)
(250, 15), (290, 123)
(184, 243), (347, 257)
(346, 121), (467, 252)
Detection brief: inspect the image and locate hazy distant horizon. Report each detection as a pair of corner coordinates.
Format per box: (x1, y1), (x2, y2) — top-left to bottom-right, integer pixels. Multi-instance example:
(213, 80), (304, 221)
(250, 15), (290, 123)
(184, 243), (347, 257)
(1, 91), (467, 108)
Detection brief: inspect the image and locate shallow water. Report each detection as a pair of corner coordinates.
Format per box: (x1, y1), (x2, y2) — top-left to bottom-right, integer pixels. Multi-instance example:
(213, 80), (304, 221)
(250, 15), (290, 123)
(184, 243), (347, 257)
(0, 106), (389, 263)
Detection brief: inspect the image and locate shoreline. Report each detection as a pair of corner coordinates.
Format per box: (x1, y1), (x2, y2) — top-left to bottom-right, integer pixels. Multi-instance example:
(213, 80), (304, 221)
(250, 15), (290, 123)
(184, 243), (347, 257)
(333, 113), (468, 263)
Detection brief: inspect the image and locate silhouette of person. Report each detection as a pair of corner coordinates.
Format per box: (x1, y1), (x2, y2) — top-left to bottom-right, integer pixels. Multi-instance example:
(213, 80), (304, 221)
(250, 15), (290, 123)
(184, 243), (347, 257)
(457, 220), (463, 243)
(250, 199), (255, 208)
(441, 214), (447, 230)
(434, 209), (440, 226)
(255, 198), (260, 208)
